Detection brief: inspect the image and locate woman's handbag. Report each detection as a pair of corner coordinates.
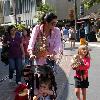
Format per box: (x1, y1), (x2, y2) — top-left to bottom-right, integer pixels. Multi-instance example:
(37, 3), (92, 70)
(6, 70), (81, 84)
(1, 44), (9, 65)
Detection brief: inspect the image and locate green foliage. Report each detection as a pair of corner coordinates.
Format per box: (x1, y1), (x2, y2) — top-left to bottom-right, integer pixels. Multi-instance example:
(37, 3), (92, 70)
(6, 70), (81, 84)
(35, 3), (55, 23)
(15, 24), (26, 31)
(83, 0), (100, 9)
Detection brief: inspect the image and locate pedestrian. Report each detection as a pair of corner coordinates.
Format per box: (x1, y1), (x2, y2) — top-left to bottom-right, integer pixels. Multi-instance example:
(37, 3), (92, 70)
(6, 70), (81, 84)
(28, 12), (62, 65)
(22, 28), (30, 66)
(68, 26), (76, 50)
(3, 25), (25, 84)
(84, 25), (89, 41)
(27, 13), (62, 98)
(61, 25), (69, 42)
(71, 45), (90, 100)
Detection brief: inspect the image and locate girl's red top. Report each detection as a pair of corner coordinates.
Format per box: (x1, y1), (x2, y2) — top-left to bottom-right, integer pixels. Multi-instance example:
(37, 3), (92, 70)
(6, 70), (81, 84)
(74, 57), (90, 78)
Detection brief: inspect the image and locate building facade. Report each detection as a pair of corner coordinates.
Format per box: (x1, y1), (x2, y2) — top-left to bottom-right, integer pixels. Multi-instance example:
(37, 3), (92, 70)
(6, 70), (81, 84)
(0, 0), (4, 25)
(2, 0), (82, 26)
(2, 0), (37, 26)
(43, 0), (82, 20)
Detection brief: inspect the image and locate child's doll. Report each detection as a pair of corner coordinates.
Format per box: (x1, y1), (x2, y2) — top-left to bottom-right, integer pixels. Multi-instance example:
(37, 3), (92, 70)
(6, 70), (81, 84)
(71, 54), (85, 81)
(14, 83), (29, 100)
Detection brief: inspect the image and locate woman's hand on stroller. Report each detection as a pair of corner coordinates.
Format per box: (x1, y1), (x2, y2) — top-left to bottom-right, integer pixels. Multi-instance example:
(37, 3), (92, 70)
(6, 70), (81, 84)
(47, 52), (61, 64)
(47, 54), (54, 60)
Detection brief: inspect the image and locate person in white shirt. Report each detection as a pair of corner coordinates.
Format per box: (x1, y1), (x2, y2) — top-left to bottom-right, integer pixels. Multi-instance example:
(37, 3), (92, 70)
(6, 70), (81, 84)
(68, 26), (76, 50)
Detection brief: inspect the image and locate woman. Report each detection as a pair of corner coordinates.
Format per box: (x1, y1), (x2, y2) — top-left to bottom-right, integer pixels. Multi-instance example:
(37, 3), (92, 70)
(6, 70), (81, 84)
(3, 25), (25, 84)
(68, 26), (76, 50)
(22, 28), (30, 66)
(28, 13), (62, 65)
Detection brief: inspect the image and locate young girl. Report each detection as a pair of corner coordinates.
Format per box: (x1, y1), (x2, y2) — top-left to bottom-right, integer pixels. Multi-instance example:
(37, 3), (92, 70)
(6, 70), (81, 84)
(71, 45), (90, 100)
(33, 78), (56, 100)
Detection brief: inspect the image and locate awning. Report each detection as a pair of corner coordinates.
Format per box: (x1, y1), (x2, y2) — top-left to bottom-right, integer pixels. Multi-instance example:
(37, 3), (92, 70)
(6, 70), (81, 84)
(79, 12), (100, 20)
(0, 23), (15, 26)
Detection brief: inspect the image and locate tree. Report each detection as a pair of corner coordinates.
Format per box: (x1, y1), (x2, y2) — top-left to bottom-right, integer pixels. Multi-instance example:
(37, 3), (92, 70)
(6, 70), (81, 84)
(35, 3), (55, 23)
(83, 0), (100, 9)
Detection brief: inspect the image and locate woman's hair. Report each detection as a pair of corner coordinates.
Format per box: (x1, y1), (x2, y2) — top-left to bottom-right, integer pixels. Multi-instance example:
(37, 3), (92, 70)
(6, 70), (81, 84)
(41, 12), (57, 24)
(22, 28), (30, 37)
(7, 25), (15, 35)
(78, 45), (90, 58)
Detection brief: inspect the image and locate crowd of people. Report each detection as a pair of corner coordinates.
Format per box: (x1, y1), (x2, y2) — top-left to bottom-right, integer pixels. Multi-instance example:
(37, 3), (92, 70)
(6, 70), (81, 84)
(1, 12), (91, 100)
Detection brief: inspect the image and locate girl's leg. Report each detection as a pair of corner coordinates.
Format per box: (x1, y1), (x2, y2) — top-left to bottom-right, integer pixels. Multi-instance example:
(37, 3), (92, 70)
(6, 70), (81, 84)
(73, 40), (75, 48)
(71, 40), (75, 49)
(72, 41), (74, 49)
(75, 88), (81, 100)
(81, 88), (86, 100)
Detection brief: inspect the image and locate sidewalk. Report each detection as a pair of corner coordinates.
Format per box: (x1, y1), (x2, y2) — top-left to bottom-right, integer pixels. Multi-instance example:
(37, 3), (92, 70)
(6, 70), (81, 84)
(0, 41), (99, 100)
(0, 65), (68, 100)
(0, 50), (69, 100)
(0, 64), (69, 100)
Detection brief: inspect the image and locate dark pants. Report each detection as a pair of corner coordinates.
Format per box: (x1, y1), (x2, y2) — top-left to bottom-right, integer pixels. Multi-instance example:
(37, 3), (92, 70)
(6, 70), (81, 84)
(9, 58), (22, 83)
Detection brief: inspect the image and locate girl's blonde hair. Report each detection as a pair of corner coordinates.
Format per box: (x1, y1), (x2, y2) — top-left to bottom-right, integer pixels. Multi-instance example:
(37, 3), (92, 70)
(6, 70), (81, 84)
(78, 45), (90, 58)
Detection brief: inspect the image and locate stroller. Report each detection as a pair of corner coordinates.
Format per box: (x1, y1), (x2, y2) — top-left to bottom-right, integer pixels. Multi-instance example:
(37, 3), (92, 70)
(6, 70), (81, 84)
(23, 58), (57, 100)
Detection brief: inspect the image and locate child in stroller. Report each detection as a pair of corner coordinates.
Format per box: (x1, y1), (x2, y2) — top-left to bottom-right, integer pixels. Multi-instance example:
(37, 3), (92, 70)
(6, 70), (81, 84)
(23, 64), (57, 100)
(33, 78), (56, 100)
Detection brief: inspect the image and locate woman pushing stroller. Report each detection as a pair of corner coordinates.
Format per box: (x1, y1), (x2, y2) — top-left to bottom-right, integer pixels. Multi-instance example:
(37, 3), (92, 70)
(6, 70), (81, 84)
(27, 12), (62, 99)
(28, 12), (62, 65)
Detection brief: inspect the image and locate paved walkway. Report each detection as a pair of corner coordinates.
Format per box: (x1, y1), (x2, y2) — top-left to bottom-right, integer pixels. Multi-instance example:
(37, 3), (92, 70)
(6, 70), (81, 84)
(0, 40), (69, 100)
(0, 41), (99, 100)
(0, 59), (68, 100)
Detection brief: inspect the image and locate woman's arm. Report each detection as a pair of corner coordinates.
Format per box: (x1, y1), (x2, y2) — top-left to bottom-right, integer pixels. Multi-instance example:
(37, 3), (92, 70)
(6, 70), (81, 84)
(53, 28), (62, 55)
(20, 41), (25, 58)
(27, 25), (39, 57)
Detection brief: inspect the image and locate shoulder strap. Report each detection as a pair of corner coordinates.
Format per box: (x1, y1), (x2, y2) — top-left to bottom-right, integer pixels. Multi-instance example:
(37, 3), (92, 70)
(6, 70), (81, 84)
(36, 25), (43, 38)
